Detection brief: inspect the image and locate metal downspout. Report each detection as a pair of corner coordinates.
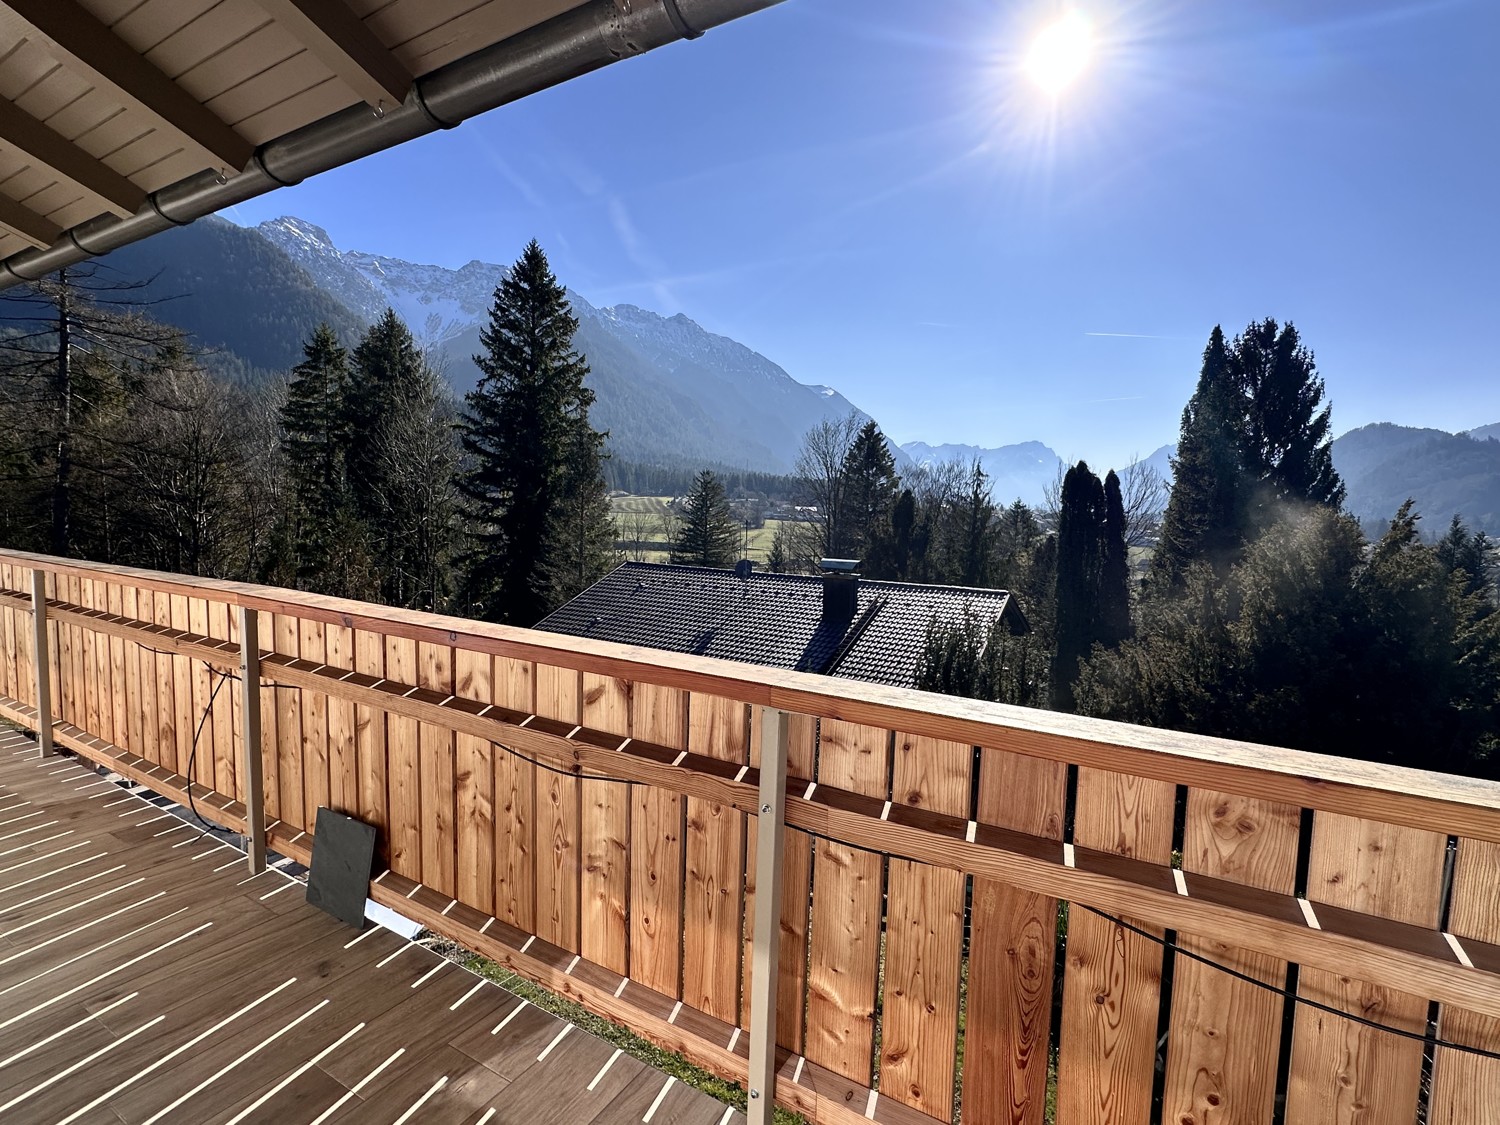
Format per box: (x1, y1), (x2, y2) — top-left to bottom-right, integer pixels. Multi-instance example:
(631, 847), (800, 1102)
(0, 0), (783, 288)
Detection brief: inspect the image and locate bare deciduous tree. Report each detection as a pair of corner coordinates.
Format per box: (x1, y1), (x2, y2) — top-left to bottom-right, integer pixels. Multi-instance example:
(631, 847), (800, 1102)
(792, 412), (863, 561)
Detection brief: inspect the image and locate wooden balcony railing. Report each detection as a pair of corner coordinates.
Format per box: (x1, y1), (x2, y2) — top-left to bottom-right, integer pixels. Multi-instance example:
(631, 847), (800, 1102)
(1, 548), (1498, 1124)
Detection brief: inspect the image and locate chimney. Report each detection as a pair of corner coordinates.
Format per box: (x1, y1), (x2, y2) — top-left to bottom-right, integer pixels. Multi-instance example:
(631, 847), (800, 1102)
(819, 558), (861, 622)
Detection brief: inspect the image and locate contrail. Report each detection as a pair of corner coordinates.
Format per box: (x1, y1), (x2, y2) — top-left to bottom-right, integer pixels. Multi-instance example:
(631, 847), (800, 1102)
(1084, 331), (1186, 340)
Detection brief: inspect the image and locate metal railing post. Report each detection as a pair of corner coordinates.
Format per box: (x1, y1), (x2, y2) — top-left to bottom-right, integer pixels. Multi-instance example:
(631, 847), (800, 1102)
(29, 569), (53, 758)
(747, 706), (790, 1124)
(237, 606), (266, 875)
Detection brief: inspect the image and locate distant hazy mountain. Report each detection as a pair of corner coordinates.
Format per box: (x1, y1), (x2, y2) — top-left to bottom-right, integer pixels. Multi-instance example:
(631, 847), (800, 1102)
(1332, 423), (1500, 533)
(255, 216), (866, 471)
(1463, 422), (1500, 443)
(900, 440), (1064, 505)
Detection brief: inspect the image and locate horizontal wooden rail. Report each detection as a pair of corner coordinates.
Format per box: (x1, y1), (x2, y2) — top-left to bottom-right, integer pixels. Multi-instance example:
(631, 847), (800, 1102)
(8, 585), (1500, 1023)
(4, 550), (1500, 848)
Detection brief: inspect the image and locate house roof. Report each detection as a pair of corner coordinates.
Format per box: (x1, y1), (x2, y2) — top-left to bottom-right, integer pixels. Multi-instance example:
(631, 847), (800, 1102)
(537, 562), (1027, 690)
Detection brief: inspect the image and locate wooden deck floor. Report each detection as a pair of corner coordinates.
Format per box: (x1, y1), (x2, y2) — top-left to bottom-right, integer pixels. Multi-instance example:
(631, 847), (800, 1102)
(0, 725), (745, 1125)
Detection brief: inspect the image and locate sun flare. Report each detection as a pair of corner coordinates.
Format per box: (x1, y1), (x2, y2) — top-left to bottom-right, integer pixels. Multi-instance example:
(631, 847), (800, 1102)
(1025, 13), (1093, 95)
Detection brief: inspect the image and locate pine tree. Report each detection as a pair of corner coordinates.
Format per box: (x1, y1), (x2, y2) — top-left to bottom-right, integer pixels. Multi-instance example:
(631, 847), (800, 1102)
(834, 420), (899, 560)
(670, 470), (740, 567)
(345, 309), (425, 506)
(1152, 327), (1247, 586)
(1099, 470), (1132, 646)
(456, 240), (609, 624)
(1235, 318), (1344, 520)
(542, 416), (617, 606)
(1051, 461), (1107, 710)
(278, 324), (371, 595)
(1153, 321), (1345, 586)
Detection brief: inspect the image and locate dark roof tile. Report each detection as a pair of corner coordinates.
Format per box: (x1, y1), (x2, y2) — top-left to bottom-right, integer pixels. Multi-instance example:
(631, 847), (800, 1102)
(537, 562), (1024, 690)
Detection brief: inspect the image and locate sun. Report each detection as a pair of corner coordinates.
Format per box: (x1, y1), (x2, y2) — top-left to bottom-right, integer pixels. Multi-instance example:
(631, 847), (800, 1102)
(1024, 12), (1094, 96)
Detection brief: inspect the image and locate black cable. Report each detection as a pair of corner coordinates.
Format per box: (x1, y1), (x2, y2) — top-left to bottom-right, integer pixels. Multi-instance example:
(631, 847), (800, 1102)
(183, 666), (232, 838)
(1076, 904), (1500, 1062)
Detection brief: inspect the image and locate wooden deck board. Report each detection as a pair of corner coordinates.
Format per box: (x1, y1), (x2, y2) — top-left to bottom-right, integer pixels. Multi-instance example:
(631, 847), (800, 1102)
(0, 725), (739, 1125)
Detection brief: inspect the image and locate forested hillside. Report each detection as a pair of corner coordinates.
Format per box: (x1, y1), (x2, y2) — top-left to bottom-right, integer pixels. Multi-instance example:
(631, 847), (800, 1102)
(99, 218), (368, 381)
(1333, 423), (1500, 533)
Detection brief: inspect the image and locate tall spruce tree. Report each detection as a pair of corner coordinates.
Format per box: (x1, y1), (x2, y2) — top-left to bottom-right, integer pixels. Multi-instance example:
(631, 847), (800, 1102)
(1153, 320), (1344, 586)
(542, 414), (616, 606)
(834, 420), (899, 560)
(456, 240), (610, 624)
(1099, 470), (1132, 646)
(1152, 327), (1247, 585)
(345, 309), (425, 505)
(670, 470), (740, 568)
(278, 324), (371, 595)
(1236, 318), (1343, 518)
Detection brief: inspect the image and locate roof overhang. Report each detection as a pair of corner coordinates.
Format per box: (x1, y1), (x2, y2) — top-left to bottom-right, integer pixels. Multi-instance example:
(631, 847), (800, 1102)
(0, 0), (782, 289)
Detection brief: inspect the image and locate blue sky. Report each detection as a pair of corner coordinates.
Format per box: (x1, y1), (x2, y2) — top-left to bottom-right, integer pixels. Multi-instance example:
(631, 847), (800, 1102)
(223, 0), (1499, 471)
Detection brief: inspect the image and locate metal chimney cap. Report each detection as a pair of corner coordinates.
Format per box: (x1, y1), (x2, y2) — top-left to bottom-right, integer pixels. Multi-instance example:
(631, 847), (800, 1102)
(819, 559), (862, 573)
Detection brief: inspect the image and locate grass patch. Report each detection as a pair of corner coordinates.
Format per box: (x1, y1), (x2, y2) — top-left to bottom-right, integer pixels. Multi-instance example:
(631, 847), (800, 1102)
(449, 943), (808, 1125)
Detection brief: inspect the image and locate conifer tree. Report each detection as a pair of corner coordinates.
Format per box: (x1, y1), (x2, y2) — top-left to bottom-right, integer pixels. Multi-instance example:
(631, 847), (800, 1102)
(1235, 318), (1343, 518)
(1099, 469), (1132, 646)
(1051, 461), (1107, 710)
(456, 240), (609, 624)
(1153, 320), (1344, 586)
(345, 309), (425, 506)
(542, 415), (617, 606)
(670, 470), (740, 568)
(278, 324), (371, 595)
(1152, 327), (1246, 586)
(835, 419), (899, 560)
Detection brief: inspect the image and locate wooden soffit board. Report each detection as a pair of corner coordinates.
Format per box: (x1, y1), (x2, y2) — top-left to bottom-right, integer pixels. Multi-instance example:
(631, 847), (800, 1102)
(0, 0), (589, 256)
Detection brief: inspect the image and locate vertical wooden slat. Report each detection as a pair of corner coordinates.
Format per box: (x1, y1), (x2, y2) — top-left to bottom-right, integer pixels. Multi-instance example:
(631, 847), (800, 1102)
(1058, 768), (1176, 1125)
(324, 623), (356, 815)
(82, 578), (100, 739)
(188, 598), (213, 793)
(122, 585), (142, 759)
(1285, 816), (1447, 1124)
(299, 618), (330, 829)
(152, 590), (176, 772)
(353, 628), (386, 843)
(138, 589), (161, 769)
(534, 663), (581, 950)
(107, 584), (127, 751)
(629, 681), (687, 998)
(493, 655), (535, 933)
(257, 610), (280, 824)
(170, 594), (193, 778)
(805, 717), (890, 1084)
(1163, 791), (1300, 1125)
(0, 565), (12, 703)
(963, 749), (1068, 1125)
(879, 734), (971, 1117)
(1430, 837), (1500, 1124)
(684, 692), (750, 1026)
(384, 634), (421, 880)
(274, 614), (305, 831)
(29, 568), (52, 756)
(454, 649), (494, 915)
(45, 572), (61, 736)
(580, 671), (631, 976)
(418, 640), (456, 897)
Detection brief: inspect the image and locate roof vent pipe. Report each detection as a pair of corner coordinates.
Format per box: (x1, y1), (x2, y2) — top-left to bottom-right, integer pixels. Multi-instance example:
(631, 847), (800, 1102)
(819, 558), (861, 622)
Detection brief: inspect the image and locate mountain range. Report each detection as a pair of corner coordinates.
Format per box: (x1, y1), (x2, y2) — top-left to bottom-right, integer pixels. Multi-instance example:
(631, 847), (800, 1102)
(89, 215), (1500, 531)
